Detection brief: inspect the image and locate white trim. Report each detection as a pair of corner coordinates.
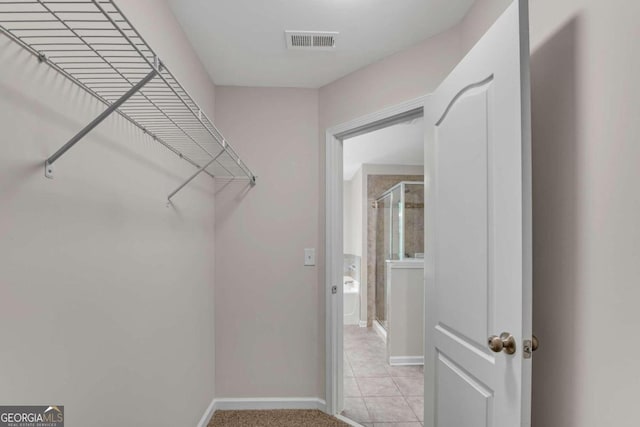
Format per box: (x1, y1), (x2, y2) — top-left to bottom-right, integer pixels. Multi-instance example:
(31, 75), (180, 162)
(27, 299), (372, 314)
(389, 356), (425, 366)
(373, 319), (387, 341)
(196, 397), (217, 427)
(325, 95), (428, 416)
(198, 397), (338, 426)
(212, 397), (326, 412)
(198, 397), (328, 426)
(335, 413), (367, 426)
(325, 129), (344, 415)
(386, 259), (425, 269)
(328, 96), (426, 136)
(358, 320), (367, 328)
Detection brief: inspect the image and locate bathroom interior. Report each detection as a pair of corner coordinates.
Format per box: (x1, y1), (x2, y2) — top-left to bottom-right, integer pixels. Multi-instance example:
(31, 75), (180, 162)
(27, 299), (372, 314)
(341, 116), (426, 425)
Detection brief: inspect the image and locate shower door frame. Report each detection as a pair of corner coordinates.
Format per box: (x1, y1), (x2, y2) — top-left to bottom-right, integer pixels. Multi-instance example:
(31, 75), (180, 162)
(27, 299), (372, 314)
(375, 180), (425, 330)
(324, 95), (427, 418)
(376, 180), (425, 260)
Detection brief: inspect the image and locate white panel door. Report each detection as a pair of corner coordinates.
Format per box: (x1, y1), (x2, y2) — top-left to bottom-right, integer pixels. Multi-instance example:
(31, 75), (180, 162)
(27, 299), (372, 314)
(424, 1), (532, 426)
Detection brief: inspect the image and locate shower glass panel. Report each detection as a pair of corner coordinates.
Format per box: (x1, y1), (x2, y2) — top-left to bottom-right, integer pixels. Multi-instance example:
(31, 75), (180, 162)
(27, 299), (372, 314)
(375, 181), (425, 330)
(403, 183), (425, 258)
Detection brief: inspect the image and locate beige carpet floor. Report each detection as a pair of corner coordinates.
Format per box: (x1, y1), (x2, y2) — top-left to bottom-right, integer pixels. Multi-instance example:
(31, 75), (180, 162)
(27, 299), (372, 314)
(208, 409), (350, 426)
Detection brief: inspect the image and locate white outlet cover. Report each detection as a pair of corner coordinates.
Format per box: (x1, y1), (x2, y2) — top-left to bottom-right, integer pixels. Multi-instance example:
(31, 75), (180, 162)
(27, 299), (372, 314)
(304, 248), (316, 266)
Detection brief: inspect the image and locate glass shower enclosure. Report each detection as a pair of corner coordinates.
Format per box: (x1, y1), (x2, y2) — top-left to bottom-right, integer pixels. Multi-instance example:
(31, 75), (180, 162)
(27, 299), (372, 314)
(375, 181), (424, 329)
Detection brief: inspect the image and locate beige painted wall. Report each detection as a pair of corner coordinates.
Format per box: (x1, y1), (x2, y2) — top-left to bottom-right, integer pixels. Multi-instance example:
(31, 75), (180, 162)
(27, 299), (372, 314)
(319, 28), (462, 131)
(343, 168), (363, 257)
(343, 179), (353, 254)
(213, 87), (322, 398)
(527, 1), (640, 426)
(459, 0), (512, 54)
(118, 0), (216, 116)
(0, 1), (217, 426)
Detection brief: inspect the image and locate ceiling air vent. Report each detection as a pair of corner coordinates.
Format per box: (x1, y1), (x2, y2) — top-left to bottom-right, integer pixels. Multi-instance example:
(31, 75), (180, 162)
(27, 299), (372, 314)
(285, 31), (338, 50)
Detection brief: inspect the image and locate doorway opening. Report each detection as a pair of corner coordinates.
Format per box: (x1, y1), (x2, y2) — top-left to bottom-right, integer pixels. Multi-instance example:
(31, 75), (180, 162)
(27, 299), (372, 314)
(325, 98), (427, 425)
(327, 3), (533, 425)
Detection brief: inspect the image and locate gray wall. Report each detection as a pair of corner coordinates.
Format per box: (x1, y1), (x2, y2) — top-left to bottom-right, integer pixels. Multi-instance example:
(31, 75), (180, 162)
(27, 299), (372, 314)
(343, 170), (363, 257)
(529, 1), (640, 426)
(0, 1), (217, 426)
(213, 86), (322, 398)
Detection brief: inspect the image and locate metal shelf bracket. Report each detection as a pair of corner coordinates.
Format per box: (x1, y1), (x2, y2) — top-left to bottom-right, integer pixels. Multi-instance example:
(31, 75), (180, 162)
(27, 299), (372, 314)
(44, 65), (159, 178)
(167, 148), (226, 203)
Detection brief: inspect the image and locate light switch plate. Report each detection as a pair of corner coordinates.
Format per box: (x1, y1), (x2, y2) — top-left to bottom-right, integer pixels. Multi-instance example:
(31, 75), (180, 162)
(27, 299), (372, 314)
(304, 248), (315, 266)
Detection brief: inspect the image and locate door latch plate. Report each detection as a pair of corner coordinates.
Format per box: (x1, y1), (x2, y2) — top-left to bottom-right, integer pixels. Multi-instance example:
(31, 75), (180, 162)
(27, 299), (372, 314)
(331, 285), (337, 294)
(523, 339), (532, 359)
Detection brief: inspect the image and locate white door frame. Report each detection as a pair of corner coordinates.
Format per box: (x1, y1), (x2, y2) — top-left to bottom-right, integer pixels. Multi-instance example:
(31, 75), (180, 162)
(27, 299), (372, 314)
(324, 95), (428, 416)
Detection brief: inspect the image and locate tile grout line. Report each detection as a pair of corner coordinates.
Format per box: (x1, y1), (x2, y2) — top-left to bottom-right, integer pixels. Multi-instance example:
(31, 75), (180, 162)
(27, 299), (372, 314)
(360, 394), (374, 424)
(343, 326), (424, 425)
(390, 376), (423, 423)
(353, 375), (364, 398)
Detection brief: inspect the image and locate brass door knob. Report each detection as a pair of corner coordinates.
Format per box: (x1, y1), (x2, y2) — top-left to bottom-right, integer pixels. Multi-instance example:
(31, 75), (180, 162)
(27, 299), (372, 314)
(532, 334), (539, 351)
(488, 332), (516, 355)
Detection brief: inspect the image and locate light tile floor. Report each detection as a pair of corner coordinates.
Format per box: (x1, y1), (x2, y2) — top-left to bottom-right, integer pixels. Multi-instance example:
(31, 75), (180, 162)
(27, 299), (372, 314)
(341, 326), (424, 427)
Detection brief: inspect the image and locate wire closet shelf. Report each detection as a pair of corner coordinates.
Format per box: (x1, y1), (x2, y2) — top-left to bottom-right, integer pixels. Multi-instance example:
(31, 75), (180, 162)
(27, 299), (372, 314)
(0, 0), (257, 200)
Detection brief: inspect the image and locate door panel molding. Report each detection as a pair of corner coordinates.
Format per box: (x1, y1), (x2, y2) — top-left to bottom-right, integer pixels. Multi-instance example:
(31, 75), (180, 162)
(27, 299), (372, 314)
(435, 75), (494, 126)
(424, 1), (532, 426)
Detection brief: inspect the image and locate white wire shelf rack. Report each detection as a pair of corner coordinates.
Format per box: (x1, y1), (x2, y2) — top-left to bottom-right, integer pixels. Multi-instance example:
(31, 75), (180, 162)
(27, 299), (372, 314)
(0, 0), (256, 201)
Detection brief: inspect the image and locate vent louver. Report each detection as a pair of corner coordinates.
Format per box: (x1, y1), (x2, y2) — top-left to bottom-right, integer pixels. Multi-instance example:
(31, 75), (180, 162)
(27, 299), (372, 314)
(285, 31), (338, 50)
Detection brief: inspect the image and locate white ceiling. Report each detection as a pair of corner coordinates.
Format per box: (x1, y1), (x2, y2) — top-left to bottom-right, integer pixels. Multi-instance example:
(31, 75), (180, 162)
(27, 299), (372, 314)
(166, 0), (475, 88)
(343, 117), (424, 181)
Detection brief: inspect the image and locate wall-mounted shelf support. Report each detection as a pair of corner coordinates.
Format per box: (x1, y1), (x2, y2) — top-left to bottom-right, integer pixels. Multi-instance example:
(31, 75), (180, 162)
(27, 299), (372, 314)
(167, 149), (225, 203)
(45, 66), (159, 179)
(0, 0), (257, 194)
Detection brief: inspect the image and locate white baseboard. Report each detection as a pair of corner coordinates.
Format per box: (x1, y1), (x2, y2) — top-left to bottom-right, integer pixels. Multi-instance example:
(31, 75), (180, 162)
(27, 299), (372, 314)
(373, 320), (387, 341)
(197, 397), (217, 427)
(336, 413), (367, 426)
(389, 356), (424, 366)
(214, 397), (326, 411)
(198, 397), (328, 425)
(358, 320), (367, 328)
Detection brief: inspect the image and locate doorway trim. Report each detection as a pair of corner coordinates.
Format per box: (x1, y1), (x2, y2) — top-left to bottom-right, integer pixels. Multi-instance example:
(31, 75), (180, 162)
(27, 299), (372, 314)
(324, 95), (428, 416)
